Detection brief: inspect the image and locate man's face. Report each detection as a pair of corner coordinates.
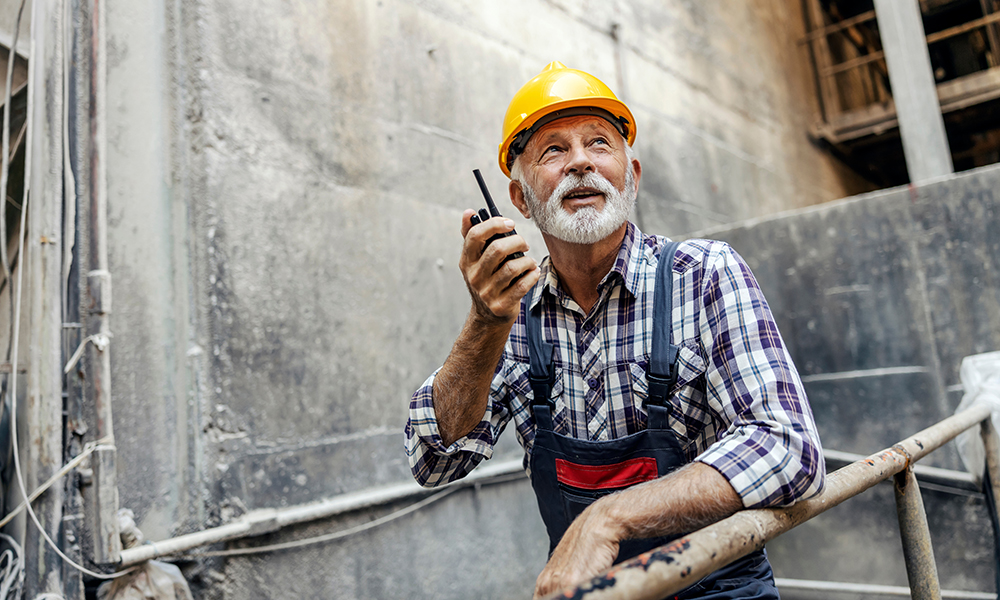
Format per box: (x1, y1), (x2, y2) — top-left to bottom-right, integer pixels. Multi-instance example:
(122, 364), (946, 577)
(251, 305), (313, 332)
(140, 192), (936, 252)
(511, 116), (639, 245)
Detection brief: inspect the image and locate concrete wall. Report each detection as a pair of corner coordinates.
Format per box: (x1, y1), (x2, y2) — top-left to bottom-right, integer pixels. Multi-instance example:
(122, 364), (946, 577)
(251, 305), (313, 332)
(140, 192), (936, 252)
(100, 0), (882, 598)
(700, 164), (1000, 595)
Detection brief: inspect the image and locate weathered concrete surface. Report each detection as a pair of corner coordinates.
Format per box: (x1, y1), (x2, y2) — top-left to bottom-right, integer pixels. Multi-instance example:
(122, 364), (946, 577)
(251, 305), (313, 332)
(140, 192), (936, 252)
(104, 0), (199, 543)
(98, 0), (894, 598)
(699, 164), (1000, 593)
(195, 478), (545, 600)
(701, 164), (1000, 468)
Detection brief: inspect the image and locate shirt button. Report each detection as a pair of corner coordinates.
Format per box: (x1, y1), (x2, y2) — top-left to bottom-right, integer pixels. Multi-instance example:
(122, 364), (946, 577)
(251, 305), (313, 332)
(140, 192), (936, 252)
(588, 378), (599, 389)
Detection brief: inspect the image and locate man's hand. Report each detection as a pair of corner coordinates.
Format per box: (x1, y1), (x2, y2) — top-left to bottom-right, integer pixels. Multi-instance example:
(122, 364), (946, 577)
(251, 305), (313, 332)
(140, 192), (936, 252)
(532, 463), (743, 599)
(431, 211), (540, 447)
(532, 500), (621, 599)
(459, 209), (539, 323)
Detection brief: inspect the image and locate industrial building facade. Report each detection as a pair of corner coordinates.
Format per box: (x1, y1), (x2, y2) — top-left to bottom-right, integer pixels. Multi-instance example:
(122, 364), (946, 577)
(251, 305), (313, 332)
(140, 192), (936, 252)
(0, 0), (997, 598)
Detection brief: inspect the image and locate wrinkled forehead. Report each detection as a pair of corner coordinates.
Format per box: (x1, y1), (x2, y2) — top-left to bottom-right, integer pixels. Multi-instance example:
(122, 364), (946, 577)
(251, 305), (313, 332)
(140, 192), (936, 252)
(522, 115), (624, 156)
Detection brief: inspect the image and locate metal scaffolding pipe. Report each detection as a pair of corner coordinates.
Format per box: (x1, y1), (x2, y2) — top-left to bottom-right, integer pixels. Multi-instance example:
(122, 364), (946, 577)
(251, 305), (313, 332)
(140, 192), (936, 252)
(894, 467), (942, 600)
(542, 403), (992, 600)
(822, 448), (979, 492)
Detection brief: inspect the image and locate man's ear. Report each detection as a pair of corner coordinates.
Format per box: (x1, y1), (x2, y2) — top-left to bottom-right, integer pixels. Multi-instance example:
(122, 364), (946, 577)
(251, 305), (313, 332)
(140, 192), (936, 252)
(631, 156), (642, 192)
(509, 180), (532, 219)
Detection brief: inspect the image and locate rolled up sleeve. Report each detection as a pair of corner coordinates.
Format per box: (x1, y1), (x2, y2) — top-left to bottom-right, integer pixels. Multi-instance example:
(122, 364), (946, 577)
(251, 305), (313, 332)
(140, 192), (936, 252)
(693, 243), (825, 508)
(404, 367), (510, 488)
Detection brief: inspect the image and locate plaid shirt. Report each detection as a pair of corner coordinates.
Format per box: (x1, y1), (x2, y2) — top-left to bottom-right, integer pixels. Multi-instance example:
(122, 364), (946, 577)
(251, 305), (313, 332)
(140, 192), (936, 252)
(405, 222), (824, 508)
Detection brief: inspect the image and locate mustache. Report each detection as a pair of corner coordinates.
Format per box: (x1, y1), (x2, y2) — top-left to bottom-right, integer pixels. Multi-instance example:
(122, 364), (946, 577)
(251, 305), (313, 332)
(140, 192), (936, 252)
(550, 172), (618, 204)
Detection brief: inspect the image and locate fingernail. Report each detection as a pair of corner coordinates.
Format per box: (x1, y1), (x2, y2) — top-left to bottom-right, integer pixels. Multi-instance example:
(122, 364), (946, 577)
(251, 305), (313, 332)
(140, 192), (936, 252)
(504, 219), (515, 228)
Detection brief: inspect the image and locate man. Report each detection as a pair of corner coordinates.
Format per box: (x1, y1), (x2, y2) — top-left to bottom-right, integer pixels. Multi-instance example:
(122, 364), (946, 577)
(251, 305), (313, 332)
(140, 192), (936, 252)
(404, 62), (824, 599)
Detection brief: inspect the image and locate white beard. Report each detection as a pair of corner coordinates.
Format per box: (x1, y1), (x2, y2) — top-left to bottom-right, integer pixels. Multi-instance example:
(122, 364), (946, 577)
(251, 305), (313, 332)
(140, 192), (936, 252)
(522, 167), (636, 245)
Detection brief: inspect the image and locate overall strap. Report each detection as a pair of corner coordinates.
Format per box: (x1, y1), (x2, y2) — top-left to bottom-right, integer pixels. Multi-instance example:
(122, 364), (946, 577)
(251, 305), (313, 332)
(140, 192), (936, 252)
(646, 241), (682, 417)
(527, 293), (556, 431)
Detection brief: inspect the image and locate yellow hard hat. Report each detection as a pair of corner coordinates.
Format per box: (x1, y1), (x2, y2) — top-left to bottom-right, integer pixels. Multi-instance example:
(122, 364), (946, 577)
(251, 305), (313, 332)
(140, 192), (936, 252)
(498, 61), (636, 177)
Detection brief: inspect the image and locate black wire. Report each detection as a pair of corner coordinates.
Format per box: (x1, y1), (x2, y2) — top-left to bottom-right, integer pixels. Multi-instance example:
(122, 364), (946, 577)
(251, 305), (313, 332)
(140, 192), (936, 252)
(0, 248), (19, 363)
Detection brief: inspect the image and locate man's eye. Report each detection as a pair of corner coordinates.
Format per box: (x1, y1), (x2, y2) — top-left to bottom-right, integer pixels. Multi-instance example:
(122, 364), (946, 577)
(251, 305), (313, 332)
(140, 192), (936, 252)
(592, 138), (609, 146)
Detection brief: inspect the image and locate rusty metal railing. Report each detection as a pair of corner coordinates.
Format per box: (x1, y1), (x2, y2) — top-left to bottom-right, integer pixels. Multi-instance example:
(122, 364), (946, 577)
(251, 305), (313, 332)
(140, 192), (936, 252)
(543, 403), (1000, 600)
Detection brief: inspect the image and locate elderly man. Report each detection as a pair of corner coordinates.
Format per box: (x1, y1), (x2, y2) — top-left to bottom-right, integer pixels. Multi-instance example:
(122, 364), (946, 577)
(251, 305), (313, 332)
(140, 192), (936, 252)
(405, 62), (824, 599)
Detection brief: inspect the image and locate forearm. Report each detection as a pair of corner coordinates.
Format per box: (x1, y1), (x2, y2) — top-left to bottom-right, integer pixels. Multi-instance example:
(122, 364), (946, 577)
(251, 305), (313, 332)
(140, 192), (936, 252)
(433, 209), (539, 447)
(598, 462), (743, 540)
(433, 312), (514, 446)
(532, 462), (743, 598)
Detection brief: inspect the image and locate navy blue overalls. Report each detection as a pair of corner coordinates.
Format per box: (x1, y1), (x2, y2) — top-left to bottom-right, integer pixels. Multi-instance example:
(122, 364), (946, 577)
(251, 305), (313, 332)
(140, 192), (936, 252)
(526, 241), (780, 599)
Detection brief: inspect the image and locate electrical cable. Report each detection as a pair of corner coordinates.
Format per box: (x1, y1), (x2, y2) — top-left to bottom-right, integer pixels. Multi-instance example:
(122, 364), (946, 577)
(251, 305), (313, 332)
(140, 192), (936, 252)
(0, 436), (112, 530)
(5, 115), (25, 169)
(0, 249), (17, 298)
(0, 533), (24, 599)
(62, 334), (110, 375)
(183, 472), (526, 559)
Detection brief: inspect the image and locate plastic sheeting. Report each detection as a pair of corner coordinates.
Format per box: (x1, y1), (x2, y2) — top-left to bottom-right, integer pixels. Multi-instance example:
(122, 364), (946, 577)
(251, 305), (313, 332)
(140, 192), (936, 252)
(96, 561), (193, 600)
(96, 510), (193, 600)
(955, 351), (1000, 484)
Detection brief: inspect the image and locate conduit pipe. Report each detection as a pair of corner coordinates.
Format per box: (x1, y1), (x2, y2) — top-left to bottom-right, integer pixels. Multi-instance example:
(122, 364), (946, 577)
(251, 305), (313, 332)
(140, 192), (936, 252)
(119, 457), (526, 566)
(773, 578), (995, 599)
(543, 403), (994, 600)
(82, 0), (120, 564)
(24, 0), (66, 594)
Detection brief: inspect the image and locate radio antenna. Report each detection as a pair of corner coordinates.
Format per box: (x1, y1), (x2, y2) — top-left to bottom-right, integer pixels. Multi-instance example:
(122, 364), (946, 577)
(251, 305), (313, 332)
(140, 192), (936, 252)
(473, 169), (501, 217)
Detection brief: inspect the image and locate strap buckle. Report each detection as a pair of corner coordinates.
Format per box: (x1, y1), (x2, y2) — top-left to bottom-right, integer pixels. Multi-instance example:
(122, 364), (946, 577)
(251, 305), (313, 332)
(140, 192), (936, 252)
(644, 370), (671, 408)
(529, 367), (556, 407)
(644, 344), (679, 409)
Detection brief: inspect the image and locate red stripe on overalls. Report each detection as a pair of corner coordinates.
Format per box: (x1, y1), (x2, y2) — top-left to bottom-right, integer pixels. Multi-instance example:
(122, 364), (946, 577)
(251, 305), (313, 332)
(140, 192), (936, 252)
(554, 457), (659, 490)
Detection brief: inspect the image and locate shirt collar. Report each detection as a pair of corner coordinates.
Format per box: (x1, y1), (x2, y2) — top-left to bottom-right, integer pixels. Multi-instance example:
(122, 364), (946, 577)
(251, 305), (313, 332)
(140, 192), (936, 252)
(527, 221), (644, 310)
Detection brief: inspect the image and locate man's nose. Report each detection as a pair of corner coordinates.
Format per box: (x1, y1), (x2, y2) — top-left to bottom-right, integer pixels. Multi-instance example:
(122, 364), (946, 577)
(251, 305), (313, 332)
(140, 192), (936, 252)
(564, 143), (595, 175)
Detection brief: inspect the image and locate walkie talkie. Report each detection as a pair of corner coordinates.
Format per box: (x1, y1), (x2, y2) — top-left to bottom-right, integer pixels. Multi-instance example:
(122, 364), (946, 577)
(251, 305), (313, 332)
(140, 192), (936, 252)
(470, 169), (525, 268)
